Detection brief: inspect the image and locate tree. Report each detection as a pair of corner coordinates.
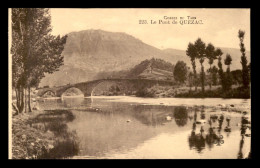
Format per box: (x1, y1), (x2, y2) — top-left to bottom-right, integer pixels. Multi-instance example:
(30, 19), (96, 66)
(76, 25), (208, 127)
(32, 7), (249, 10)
(11, 8), (67, 114)
(188, 72), (193, 91)
(173, 61), (188, 84)
(248, 62), (251, 81)
(238, 30), (250, 89)
(205, 43), (217, 90)
(116, 86), (120, 92)
(186, 43), (197, 91)
(211, 66), (218, 86)
(194, 38), (206, 93)
(216, 48), (225, 90)
(224, 54), (233, 90)
(224, 54), (232, 68)
(231, 70), (242, 85)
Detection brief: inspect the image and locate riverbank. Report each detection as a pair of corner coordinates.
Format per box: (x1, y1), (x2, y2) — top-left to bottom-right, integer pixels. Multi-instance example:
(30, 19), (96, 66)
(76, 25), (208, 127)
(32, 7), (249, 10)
(175, 87), (250, 99)
(106, 96), (251, 114)
(12, 110), (55, 159)
(135, 85), (250, 99)
(12, 109), (79, 159)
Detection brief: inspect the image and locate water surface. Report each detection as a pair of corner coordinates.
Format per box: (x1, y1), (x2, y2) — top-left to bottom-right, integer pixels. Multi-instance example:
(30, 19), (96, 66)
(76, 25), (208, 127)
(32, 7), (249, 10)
(38, 96), (251, 159)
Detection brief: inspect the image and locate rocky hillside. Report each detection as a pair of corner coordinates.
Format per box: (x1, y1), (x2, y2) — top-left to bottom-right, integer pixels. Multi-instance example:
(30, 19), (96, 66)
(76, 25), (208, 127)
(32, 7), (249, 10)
(93, 58), (174, 81)
(39, 29), (250, 87)
(127, 58), (174, 80)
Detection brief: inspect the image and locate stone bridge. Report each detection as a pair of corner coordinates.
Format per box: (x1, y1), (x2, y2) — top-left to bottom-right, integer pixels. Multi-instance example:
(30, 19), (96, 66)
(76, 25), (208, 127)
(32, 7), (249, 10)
(37, 78), (174, 97)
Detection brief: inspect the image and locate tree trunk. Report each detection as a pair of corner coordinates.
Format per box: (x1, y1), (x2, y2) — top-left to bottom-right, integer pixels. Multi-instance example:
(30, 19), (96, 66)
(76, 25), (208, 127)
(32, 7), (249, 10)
(17, 87), (21, 113)
(15, 88), (19, 113)
(17, 86), (25, 114)
(28, 87), (32, 112)
(191, 60), (197, 92)
(12, 103), (19, 116)
(13, 89), (19, 115)
(209, 64), (212, 90)
(189, 78), (192, 91)
(24, 88), (27, 113)
(194, 70), (197, 92)
(201, 62), (205, 93)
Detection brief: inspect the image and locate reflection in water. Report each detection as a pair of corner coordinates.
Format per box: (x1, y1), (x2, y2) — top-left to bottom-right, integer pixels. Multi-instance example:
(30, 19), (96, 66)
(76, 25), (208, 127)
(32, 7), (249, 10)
(205, 116), (217, 149)
(237, 135), (245, 159)
(132, 105), (174, 126)
(237, 114), (251, 159)
(62, 98), (85, 108)
(210, 114), (218, 123)
(218, 114), (224, 133)
(200, 106), (206, 120)
(205, 127), (217, 149)
(224, 116), (231, 136)
(188, 110), (206, 153)
(37, 97), (251, 159)
(174, 107), (188, 127)
(28, 110), (80, 159)
(189, 110), (229, 153)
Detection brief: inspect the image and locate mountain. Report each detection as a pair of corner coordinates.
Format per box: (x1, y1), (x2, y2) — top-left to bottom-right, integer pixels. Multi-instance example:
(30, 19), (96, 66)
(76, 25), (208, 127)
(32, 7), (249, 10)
(39, 29), (250, 87)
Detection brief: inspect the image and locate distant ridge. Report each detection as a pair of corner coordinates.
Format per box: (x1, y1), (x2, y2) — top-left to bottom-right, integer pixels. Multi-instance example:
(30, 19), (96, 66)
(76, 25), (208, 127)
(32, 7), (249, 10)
(39, 29), (250, 87)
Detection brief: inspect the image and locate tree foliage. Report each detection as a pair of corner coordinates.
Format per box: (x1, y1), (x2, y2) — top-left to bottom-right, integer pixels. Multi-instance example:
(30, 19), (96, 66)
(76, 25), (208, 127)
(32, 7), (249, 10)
(186, 42), (197, 91)
(231, 70), (242, 85)
(11, 8), (67, 114)
(206, 43), (217, 89)
(216, 48), (225, 90)
(224, 54), (232, 67)
(238, 30), (250, 88)
(211, 65), (218, 86)
(173, 61), (188, 84)
(224, 54), (233, 90)
(194, 38), (206, 93)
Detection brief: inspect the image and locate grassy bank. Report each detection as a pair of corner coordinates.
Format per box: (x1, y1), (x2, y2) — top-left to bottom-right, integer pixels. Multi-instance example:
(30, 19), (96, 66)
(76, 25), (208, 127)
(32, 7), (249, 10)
(12, 109), (79, 159)
(135, 85), (250, 99)
(175, 87), (250, 99)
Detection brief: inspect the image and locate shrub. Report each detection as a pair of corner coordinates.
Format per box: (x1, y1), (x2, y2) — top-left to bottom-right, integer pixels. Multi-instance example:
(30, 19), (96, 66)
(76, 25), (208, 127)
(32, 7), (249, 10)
(136, 87), (155, 97)
(175, 87), (250, 99)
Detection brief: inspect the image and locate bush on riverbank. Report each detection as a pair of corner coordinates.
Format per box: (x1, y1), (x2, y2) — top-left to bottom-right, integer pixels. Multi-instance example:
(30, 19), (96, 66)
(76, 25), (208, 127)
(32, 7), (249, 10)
(136, 85), (177, 97)
(135, 84), (250, 99)
(12, 109), (79, 159)
(136, 87), (156, 97)
(175, 87), (250, 99)
(12, 113), (55, 159)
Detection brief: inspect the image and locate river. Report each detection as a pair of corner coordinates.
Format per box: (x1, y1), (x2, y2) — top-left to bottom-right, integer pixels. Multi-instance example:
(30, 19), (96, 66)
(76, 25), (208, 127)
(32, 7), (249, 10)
(37, 96), (251, 159)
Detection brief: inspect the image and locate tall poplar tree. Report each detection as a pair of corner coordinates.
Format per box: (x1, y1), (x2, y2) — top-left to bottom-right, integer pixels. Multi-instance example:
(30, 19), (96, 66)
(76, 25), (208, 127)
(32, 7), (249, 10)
(186, 43), (197, 91)
(205, 43), (217, 90)
(216, 48), (225, 90)
(11, 8), (67, 114)
(224, 54), (233, 90)
(194, 38), (206, 93)
(238, 30), (250, 89)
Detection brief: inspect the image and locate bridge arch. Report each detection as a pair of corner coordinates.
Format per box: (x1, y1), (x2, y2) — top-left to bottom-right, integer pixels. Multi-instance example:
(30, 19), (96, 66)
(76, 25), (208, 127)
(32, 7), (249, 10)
(60, 87), (84, 98)
(41, 90), (56, 97)
(90, 80), (125, 96)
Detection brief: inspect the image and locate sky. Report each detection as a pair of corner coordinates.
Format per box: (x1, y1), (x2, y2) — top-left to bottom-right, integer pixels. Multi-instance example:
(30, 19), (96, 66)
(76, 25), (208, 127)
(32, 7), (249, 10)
(50, 8), (250, 51)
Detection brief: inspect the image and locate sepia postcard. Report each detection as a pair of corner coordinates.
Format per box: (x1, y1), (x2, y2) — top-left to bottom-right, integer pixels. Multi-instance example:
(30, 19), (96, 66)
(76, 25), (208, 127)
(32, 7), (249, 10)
(8, 8), (251, 159)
